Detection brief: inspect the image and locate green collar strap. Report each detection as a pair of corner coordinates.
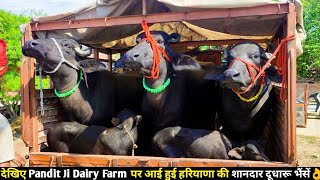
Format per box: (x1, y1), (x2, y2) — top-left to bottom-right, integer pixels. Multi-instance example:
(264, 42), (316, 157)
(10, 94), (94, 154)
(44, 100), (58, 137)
(54, 71), (83, 98)
(143, 77), (171, 94)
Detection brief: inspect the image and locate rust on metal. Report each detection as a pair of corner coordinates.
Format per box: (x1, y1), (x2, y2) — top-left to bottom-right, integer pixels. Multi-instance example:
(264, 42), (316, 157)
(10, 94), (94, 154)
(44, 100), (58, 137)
(29, 4), (289, 31)
(171, 39), (270, 47)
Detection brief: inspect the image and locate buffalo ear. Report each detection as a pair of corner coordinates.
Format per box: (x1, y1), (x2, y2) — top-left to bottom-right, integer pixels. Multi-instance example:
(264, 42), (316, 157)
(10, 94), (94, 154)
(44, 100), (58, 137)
(265, 65), (282, 83)
(78, 59), (108, 73)
(111, 118), (121, 126)
(228, 147), (243, 160)
(261, 52), (272, 61)
(167, 33), (181, 43)
(172, 54), (202, 71)
(134, 115), (142, 125)
(136, 36), (143, 44)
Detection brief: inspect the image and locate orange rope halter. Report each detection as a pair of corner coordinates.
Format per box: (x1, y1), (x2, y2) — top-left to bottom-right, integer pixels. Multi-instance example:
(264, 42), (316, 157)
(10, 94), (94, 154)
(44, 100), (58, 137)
(230, 35), (295, 101)
(141, 20), (170, 79)
(275, 35), (296, 101)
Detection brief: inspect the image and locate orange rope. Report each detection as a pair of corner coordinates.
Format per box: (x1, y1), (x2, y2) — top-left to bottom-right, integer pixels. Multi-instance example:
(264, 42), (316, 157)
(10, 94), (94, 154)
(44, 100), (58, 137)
(141, 20), (170, 79)
(253, 35), (295, 101)
(233, 35), (295, 101)
(275, 35), (296, 101)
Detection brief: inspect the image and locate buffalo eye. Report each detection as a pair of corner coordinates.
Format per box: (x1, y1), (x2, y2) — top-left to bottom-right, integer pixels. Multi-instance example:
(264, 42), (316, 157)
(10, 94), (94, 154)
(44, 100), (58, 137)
(62, 44), (72, 49)
(157, 39), (163, 44)
(252, 54), (260, 59)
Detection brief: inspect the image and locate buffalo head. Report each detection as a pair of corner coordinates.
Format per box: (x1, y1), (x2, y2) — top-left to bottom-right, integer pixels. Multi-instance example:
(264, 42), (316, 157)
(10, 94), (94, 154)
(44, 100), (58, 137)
(205, 42), (281, 91)
(114, 31), (201, 76)
(22, 38), (92, 73)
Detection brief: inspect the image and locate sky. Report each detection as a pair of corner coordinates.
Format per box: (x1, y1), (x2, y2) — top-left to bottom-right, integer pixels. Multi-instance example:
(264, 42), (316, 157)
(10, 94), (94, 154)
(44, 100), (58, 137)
(0, 0), (96, 16)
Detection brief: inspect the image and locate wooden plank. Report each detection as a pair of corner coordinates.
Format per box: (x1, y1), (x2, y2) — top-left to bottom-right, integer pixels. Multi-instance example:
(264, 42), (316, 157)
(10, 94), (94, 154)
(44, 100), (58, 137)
(37, 108), (62, 117)
(34, 89), (56, 99)
(21, 23), (33, 148)
(35, 98), (60, 106)
(38, 130), (48, 144)
(21, 57), (31, 147)
(29, 152), (294, 167)
(286, 3), (297, 164)
(39, 115), (64, 124)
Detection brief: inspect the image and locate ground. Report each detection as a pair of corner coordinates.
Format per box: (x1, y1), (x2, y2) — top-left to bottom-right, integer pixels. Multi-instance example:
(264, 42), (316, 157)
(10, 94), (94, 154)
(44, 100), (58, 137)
(297, 134), (320, 166)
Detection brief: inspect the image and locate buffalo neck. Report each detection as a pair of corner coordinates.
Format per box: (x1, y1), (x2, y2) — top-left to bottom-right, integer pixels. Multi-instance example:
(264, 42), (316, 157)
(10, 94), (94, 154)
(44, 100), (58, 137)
(144, 59), (169, 109)
(231, 81), (263, 110)
(144, 59), (168, 89)
(50, 64), (80, 93)
(49, 64), (94, 123)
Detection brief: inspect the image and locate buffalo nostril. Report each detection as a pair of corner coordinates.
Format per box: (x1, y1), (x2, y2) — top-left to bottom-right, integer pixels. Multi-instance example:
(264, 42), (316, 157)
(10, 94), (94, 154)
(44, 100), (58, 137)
(133, 53), (140, 58)
(30, 41), (38, 47)
(232, 72), (240, 78)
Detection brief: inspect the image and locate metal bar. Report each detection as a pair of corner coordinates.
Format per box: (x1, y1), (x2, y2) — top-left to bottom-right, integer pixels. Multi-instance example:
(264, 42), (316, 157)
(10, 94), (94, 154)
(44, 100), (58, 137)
(107, 39), (270, 54)
(108, 49), (112, 72)
(29, 4), (289, 31)
(142, 0), (147, 15)
(286, 3), (297, 164)
(171, 39), (270, 47)
(93, 48), (99, 60)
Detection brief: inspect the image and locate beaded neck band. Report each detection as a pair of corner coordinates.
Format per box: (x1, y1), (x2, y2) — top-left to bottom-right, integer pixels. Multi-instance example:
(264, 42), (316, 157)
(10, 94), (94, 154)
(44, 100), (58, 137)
(142, 77), (171, 94)
(54, 71), (83, 98)
(235, 84), (263, 102)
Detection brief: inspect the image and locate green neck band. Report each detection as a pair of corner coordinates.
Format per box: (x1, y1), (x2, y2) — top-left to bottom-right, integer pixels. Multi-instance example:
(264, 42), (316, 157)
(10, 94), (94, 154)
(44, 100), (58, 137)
(143, 77), (171, 94)
(54, 71), (83, 98)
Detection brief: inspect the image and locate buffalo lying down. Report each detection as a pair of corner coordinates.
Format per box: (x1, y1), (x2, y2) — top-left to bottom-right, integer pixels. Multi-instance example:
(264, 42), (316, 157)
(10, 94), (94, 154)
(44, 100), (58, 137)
(153, 127), (269, 161)
(152, 127), (231, 159)
(22, 38), (143, 127)
(47, 109), (141, 155)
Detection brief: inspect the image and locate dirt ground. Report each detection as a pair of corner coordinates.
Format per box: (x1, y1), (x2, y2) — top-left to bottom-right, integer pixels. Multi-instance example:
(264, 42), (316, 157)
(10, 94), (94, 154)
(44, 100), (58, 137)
(297, 134), (320, 166)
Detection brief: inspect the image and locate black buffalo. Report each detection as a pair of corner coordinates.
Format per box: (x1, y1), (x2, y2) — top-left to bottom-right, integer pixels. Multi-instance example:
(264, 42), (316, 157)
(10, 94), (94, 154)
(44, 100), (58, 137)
(47, 109), (141, 155)
(152, 126), (269, 161)
(205, 42), (281, 161)
(152, 127), (232, 159)
(22, 38), (143, 127)
(116, 31), (218, 155)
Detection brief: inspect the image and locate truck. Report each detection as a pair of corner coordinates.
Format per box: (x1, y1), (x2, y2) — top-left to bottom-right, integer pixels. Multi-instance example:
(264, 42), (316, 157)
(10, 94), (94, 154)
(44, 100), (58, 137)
(20, 0), (304, 167)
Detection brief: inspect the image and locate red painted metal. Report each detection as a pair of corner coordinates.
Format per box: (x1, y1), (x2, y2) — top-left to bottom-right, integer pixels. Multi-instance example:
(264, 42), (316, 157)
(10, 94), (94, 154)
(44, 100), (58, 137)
(171, 39), (270, 47)
(29, 4), (289, 31)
